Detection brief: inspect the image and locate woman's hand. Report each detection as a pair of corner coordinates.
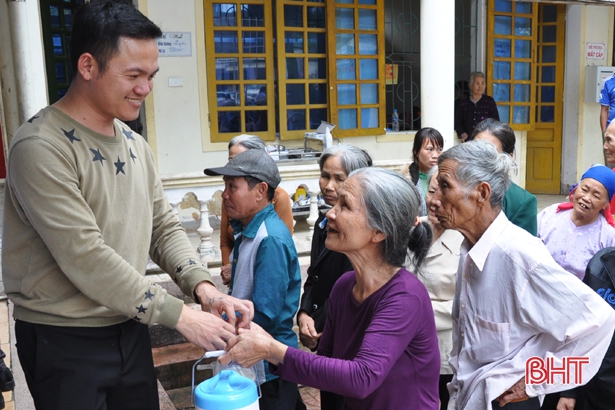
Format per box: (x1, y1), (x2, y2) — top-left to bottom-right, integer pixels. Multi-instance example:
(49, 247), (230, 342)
(297, 311), (321, 349)
(219, 323), (288, 367)
(461, 132), (468, 142)
(495, 377), (529, 407)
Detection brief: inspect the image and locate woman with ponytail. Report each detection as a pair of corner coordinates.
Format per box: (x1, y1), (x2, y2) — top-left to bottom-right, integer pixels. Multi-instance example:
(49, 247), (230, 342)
(220, 167), (440, 410)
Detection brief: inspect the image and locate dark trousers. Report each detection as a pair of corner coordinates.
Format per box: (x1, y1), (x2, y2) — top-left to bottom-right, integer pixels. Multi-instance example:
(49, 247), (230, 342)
(492, 397), (541, 410)
(15, 319), (159, 410)
(440, 374), (453, 410)
(259, 376), (305, 410)
(320, 389), (344, 410)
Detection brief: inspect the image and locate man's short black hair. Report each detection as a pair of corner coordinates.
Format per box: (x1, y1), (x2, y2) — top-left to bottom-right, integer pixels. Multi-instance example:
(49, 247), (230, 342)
(244, 176), (275, 202)
(71, 0), (162, 77)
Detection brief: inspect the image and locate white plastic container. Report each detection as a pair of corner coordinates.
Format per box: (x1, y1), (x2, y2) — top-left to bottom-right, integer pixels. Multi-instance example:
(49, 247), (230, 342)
(194, 369), (260, 410)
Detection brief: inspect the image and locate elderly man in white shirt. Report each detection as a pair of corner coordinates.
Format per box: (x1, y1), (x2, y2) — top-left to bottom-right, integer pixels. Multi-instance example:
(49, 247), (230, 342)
(430, 140), (615, 410)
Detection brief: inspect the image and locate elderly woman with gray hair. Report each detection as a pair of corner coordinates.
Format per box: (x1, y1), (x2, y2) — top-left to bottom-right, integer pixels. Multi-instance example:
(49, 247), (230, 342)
(218, 134), (294, 286)
(220, 167), (440, 410)
(455, 71), (500, 142)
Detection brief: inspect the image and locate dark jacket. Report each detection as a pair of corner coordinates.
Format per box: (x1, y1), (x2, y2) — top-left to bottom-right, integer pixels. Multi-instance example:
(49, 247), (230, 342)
(298, 212), (353, 333)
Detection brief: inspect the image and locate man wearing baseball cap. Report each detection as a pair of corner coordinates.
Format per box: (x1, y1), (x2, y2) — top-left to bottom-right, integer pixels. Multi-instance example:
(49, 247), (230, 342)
(205, 149), (304, 410)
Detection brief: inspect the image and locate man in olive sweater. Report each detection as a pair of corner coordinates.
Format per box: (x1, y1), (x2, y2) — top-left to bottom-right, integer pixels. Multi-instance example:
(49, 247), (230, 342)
(1, 1), (253, 409)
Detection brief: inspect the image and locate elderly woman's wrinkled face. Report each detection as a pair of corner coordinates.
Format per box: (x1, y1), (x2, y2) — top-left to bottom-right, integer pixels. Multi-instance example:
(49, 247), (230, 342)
(324, 176), (375, 254)
(416, 139), (442, 174)
(470, 76), (486, 97)
(431, 159), (479, 232)
(426, 172), (440, 227)
(228, 144), (248, 161)
(320, 155), (347, 206)
(572, 178), (609, 222)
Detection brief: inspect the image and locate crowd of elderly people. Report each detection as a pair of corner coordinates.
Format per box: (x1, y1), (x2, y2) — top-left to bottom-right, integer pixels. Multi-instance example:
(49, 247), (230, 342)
(210, 121), (615, 410)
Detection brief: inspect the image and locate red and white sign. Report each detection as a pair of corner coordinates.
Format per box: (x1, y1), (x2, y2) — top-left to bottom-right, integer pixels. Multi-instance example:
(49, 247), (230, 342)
(587, 43), (605, 60)
(525, 356), (590, 385)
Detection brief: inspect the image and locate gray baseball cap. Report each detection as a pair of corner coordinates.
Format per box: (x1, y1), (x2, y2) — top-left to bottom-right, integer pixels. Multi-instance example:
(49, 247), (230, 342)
(204, 149), (281, 189)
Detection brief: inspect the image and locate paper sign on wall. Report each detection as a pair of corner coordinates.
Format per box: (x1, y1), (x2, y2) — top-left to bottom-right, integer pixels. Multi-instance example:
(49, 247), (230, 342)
(158, 32), (192, 57)
(586, 43), (605, 60)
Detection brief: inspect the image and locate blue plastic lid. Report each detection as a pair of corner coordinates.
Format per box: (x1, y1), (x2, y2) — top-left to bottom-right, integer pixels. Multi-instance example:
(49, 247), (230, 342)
(195, 370), (258, 410)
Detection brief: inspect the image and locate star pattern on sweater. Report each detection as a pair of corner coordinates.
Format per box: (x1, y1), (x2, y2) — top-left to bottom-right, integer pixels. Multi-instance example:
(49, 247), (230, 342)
(136, 304), (147, 314)
(129, 148), (137, 163)
(189, 259), (196, 265)
(132, 315), (142, 322)
(176, 265), (183, 273)
(122, 128), (135, 140)
(62, 128), (81, 144)
(144, 290), (154, 300)
(114, 156), (126, 175)
(90, 148), (106, 165)
(28, 115), (39, 123)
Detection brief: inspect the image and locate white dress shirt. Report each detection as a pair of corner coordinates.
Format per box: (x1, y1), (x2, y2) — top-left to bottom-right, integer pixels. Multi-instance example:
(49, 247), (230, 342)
(448, 212), (615, 410)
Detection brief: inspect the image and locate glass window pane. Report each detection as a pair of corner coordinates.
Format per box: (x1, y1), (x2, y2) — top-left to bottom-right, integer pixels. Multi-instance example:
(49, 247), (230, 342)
(308, 33), (326, 54)
(244, 58), (266, 79)
(286, 58), (305, 79)
(541, 46), (556, 63)
(362, 108), (378, 128)
(541, 86), (555, 103)
(307, 7), (325, 29)
(214, 31), (238, 53)
(242, 31), (265, 53)
(493, 83), (510, 102)
(514, 17), (532, 36)
(336, 34), (355, 54)
(358, 9), (377, 30)
(241, 4), (264, 27)
(285, 5), (303, 27)
(497, 105), (510, 122)
(495, 0), (512, 13)
(494, 16), (511, 35)
(541, 106), (555, 123)
(359, 34), (377, 55)
(309, 84), (327, 104)
(338, 84), (357, 105)
(66, 34), (71, 57)
(309, 109), (327, 129)
(213, 4), (237, 27)
(216, 58), (239, 80)
(513, 106), (530, 124)
(514, 62), (530, 80)
(244, 84), (264, 105)
(361, 84), (378, 104)
(336, 0), (353, 4)
(287, 84), (306, 105)
(285, 32), (304, 53)
(50, 5), (61, 27)
(336, 8), (354, 29)
(217, 85), (240, 106)
(339, 109), (357, 129)
(494, 61), (511, 80)
(542, 66), (555, 83)
(360, 59), (378, 79)
(287, 109), (306, 130)
(52, 34), (64, 56)
(337, 59), (356, 80)
(494, 39), (511, 58)
(516, 2), (532, 14)
(514, 84), (530, 102)
(64, 8), (73, 29)
(55, 62), (67, 84)
(542, 5), (557, 22)
(308, 58), (327, 79)
(246, 110), (267, 132)
(542, 26), (556, 43)
(218, 111), (241, 133)
(359, 0), (376, 4)
(515, 40), (531, 58)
